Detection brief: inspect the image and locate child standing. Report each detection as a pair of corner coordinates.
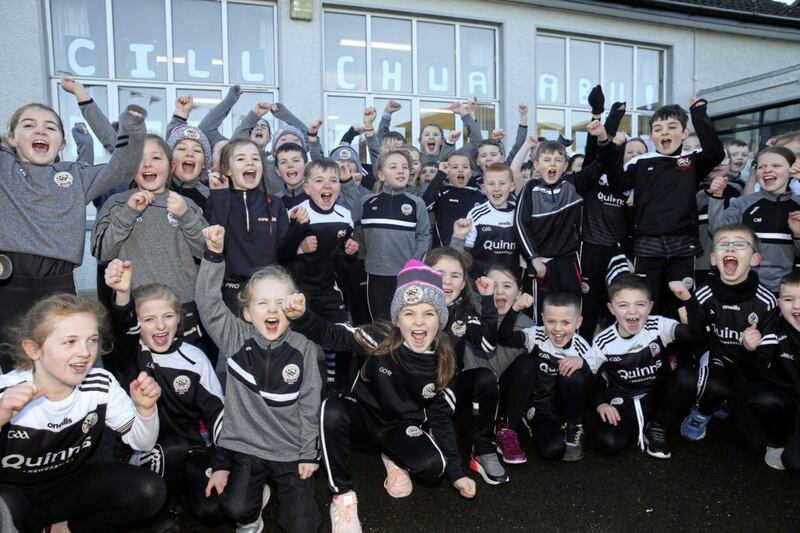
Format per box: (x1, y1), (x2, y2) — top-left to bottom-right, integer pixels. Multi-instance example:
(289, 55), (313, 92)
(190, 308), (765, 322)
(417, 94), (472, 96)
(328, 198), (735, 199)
(167, 122), (213, 215)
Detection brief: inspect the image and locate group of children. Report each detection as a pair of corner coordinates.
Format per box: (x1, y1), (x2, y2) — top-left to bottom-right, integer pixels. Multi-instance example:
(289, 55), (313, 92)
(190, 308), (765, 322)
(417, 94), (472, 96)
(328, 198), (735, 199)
(0, 79), (799, 533)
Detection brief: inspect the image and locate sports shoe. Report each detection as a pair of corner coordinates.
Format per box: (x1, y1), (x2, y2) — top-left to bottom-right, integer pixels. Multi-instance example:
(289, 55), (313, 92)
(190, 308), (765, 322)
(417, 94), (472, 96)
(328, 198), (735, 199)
(236, 484), (271, 533)
(765, 447), (786, 471)
(381, 454), (412, 498)
(680, 407), (710, 441)
(713, 406), (730, 420)
(644, 422), (671, 459)
(562, 422), (585, 462)
(496, 423), (527, 464)
(469, 453), (509, 485)
(330, 491), (362, 533)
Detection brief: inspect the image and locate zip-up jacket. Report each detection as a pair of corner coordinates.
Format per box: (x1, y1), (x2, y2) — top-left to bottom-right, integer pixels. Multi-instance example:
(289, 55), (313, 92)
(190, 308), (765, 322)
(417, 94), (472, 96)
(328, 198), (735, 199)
(451, 201), (518, 273)
(760, 310), (800, 396)
(443, 295), (498, 371)
(423, 171), (486, 247)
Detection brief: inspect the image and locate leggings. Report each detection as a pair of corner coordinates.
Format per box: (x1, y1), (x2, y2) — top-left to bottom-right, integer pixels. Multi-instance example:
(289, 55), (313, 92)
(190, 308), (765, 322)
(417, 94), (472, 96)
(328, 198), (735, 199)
(367, 274), (397, 322)
(454, 367), (499, 456)
(0, 463), (165, 533)
(751, 387), (800, 475)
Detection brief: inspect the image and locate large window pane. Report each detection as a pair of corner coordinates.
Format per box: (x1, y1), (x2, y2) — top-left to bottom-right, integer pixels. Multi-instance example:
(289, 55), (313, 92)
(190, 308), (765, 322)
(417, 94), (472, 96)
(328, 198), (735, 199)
(371, 17), (412, 93)
(119, 86), (167, 134)
(420, 101), (456, 140)
(466, 104), (497, 140)
(374, 98), (412, 144)
(569, 40), (599, 107)
(113, 0), (167, 80)
(228, 2), (275, 86)
(326, 96), (366, 153)
(51, 0), (108, 78)
(460, 27), (495, 99)
(58, 84), (109, 163)
(536, 36), (565, 105)
(636, 48), (663, 111)
(324, 13), (366, 91)
(177, 88), (222, 127)
(571, 111), (592, 155)
(604, 44), (633, 104)
(536, 108), (565, 141)
(417, 22), (456, 97)
(172, 0), (223, 83)
(232, 92), (275, 139)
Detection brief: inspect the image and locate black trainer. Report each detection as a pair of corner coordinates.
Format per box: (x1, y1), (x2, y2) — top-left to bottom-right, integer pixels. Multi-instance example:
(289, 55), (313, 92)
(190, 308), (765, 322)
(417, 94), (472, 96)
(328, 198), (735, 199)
(644, 422), (671, 459)
(562, 422), (584, 462)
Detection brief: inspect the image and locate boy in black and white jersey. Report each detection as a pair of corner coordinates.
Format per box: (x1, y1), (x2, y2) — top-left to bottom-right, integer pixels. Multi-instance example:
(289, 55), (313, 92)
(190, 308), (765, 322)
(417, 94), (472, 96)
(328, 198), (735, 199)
(585, 273), (704, 459)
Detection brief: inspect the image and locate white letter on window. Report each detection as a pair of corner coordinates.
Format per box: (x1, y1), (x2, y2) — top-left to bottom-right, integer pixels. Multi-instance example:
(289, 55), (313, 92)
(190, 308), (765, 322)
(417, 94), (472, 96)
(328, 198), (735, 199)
(337, 56), (356, 89)
(241, 51), (265, 82)
(381, 61), (402, 92)
(468, 72), (487, 96)
(578, 78), (592, 105)
(428, 67), (449, 92)
(539, 74), (558, 103)
(129, 43), (156, 79)
(187, 49), (210, 79)
(67, 38), (96, 77)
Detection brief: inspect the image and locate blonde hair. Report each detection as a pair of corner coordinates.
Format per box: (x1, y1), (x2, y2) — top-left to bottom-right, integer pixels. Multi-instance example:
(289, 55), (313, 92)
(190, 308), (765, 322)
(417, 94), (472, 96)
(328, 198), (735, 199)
(132, 283), (182, 321)
(237, 265), (298, 308)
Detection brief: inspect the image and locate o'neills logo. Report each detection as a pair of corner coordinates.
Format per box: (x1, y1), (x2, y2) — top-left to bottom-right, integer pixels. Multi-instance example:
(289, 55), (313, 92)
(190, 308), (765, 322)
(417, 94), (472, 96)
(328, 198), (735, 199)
(3, 438), (93, 469)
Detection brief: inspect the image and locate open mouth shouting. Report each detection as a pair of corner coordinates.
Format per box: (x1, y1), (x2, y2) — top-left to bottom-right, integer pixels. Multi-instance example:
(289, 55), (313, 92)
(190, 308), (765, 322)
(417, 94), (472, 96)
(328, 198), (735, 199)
(240, 169), (259, 187)
(319, 191), (334, 208)
(151, 331), (171, 349)
(181, 159), (196, 175)
(32, 138), (50, 155)
(409, 328), (431, 349)
(69, 360), (89, 376)
(624, 316), (641, 333)
(264, 317), (281, 335)
(721, 254), (739, 277)
(424, 142), (438, 155)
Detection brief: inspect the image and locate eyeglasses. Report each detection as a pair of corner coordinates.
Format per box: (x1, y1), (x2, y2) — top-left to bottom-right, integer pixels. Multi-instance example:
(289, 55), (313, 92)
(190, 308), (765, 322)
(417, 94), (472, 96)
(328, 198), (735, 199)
(713, 240), (752, 251)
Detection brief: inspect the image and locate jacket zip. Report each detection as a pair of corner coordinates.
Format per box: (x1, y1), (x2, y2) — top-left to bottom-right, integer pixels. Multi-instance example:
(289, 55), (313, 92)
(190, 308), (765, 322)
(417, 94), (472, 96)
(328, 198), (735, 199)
(243, 191), (250, 233)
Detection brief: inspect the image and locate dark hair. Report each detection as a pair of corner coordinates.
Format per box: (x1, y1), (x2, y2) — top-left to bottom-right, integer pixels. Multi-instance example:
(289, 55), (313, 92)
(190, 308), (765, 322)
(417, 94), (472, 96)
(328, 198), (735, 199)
(446, 149), (473, 165)
(626, 137), (648, 152)
(608, 273), (651, 301)
(533, 140), (567, 160)
(220, 138), (262, 178)
(419, 124), (444, 140)
(273, 142), (308, 163)
(713, 223), (760, 252)
(483, 163), (513, 182)
(779, 270), (800, 292)
(144, 133), (172, 166)
(382, 131), (405, 144)
(649, 104), (689, 131)
(542, 292), (582, 313)
(567, 153), (585, 172)
(304, 157), (340, 183)
(421, 161), (438, 171)
(725, 139), (748, 150)
(477, 138), (505, 156)
(487, 263), (522, 287)
(425, 246), (477, 309)
(756, 146), (796, 167)
(521, 161), (533, 171)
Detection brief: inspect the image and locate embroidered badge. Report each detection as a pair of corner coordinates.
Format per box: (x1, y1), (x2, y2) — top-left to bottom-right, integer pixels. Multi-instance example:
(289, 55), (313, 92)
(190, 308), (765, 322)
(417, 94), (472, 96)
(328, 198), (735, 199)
(53, 171), (74, 188)
(173, 375), (191, 394)
(403, 285), (423, 305)
(282, 364), (301, 385)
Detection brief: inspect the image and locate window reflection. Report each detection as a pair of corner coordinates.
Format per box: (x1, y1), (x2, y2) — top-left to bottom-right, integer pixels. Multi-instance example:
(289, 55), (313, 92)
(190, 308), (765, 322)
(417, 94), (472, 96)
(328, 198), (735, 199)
(326, 96), (366, 153)
(324, 12), (367, 91)
(604, 44), (633, 104)
(58, 84), (109, 163)
(371, 17), (412, 93)
(172, 0), (223, 83)
(536, 36), (565, 105)
(417, 22), (456, 96)
(51, 0), (108, 78)
(119, 86), (167, 133)
(112, 0), (167, 80)
(569, 40), (599, 107)
(228, 2), (275, 86)
(636, 48), (662, 111)
(176, 88), (222, 127)
(536, 108), (565, 141)
(460, 26), (495, 99)
(374, 98), (412, 144)
(420, 101), (456, 139)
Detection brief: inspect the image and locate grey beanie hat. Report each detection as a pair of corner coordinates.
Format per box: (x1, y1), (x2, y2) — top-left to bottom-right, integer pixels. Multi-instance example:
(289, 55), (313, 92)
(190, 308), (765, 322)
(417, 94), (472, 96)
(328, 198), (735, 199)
(389, 259), (448, 329)
(330, 145), (367, 176)
(167, 125), (212, 170)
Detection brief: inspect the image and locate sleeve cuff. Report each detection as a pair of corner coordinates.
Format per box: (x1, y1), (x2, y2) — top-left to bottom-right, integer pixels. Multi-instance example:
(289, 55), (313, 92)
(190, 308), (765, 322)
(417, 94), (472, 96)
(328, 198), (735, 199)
(203, 250), (225, 262)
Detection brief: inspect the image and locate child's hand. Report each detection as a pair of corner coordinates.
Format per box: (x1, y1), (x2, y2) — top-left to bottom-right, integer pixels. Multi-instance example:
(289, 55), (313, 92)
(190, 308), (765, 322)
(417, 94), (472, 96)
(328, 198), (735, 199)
(61, 77), (90, 102)
(0, 382), (45, 426)
(438, 161), (450, 173)
(707, 175), (727, 198)
(289, 206), (309, 225)
(668, 280), (692, 302)
(208, 171), (229, 190)
(788, 211), (800, 237)
(466, 96), (478, 116)
(203, 225), (225, 254)
(127, 106), (145, 120)
(174, 95), (193, 118)
(283, 293), (307, 320)
(597, 403), (621, 426)
(452, 218), (473, 240)
(308, 119), (323, 137)
(384, 100), (402, 113)
(298, 462), (319, 480)
(512, 293), (534, 312)
(742, 321), (762, 351)
(167, 191), (188, 218)
(300, 235), (318, 254)
(613, 102), (626, 113)
(531, 258), (547, 280)
(689, 97), (705, 108)
(105, 258), (133, 294)
(558, 356), (584, 377)
(205, 469), (229, 497)
(790, 160), (800, 180)
(363, 106), (377, 127)
(48, 521), (70, 533)
(525, 135), (539, 147)
(518, 102), (528, 119)
(491, 128), (505, 142)
(253, 102), (272, 116)
(127, 191), (155, 212)
(448, 101), (467, 117)
(130, 371), (160, 417)
(587, 85), (605, 115)
(475, 276), (495, 297)
(586, 119), (607, 141)
(344, 238), (359, 255)
(452, 476), (476, 499)
(448, 130), (462, 144)
(612, 132), (627, 146)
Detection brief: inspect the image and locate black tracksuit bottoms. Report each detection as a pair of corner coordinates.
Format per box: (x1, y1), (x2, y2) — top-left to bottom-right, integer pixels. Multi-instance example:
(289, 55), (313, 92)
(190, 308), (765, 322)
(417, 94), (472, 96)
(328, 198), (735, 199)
(751, 387), (800, 475)
(454, 367), (499, 456)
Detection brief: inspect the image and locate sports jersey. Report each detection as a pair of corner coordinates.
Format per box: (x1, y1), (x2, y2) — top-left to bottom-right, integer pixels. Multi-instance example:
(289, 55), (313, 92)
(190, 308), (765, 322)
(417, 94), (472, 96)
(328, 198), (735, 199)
(461, 201), (518, 271)
(423, 173), (485, 248)
(443, 296), (498, 371)
(759, 310), (800, 395)
(695, 271), (776, 367)
(520, 326), (591, 407)
(581, 175), (629, 246)
(0, 368), (158, 496)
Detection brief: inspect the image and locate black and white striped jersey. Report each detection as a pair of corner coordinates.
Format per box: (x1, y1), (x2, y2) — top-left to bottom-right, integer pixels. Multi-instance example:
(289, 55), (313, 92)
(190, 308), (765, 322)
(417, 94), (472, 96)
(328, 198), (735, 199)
(520, 326), (591, 407)
(463, 201), (518, 271)
(0, 368), (158, 494)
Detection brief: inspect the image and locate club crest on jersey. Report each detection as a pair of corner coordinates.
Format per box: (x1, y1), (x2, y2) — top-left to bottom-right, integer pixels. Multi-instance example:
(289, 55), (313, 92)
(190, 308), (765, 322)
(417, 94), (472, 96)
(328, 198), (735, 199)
(748, 312), (758, 325)
(53, 171), (74, 188)
(649, 342), (661, 357)
(682, 277), (694, 290)
(401, 203), (413, 216)
(421, 383), (436, 399)
(167, 212), (179, 227)
(676, 157), (691, 171)
(451, 320), (466, 337)
(581, 281), (590, 294)
(173, 375), (191, 394)
(406, 426), (423, 438)
(282, 364), (301, 385)
(525, 406), (536, 420)
(610, 397), (624, 406)
(81, 412), (99, 434)
(337, 228), (347, 239)
(403, 285), (423, 305)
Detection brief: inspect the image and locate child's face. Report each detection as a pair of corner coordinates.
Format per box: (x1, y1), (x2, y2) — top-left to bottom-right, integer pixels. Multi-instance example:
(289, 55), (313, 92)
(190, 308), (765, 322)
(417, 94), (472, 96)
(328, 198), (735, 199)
(408, 150), (421, 180)
(482, 171), (513, 208)
(542, 304), (582, 349)
(337, 160), (359, 183)
(533, 150), (568, 185)
(432, 257), (465, 305)
(212, 140), (228, 174)
(708, 154), (731, 180)
(782, 140), (800, 160)
(381, 137), (402, 154)
(756, 152), (791, 194)
(275, 150), (306, 189)
(420, 165), (438, 184)
(275, 134), (303, 151)
(420, 126), (443, 156)
(28, 313), (99, 396)
(172, 139), (205, 184)
(304, 167), (341, 210)
(779, 283), (800, 332)
(243, 278), (293, 341)
(569, 156), (585, 173)
(446, 155), (472, 188)
(651, 117), (688, 155)
(136, 298), (179, 353)
(488, 270), (520, 316)
(520, 166), (532, 181)
(681, 134), (700, 154)
(728, 145), (749, 173)
(397, 303), (440, 352)
(228, 143), (263, 190)
(134, 138), (169, 193)
(251, 120), (271, 146)
(608, 288), (653, 337)
(9, 107), (65, 165)
(709, 230), (760, 286)
(476, 144), (503, 171)
(623, 141), (647, 164)
(378, 153), (410, 189)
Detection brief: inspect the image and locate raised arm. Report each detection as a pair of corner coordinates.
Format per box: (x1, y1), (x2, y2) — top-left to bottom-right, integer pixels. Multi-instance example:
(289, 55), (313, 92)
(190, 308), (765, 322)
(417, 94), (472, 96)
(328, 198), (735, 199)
(198, 85), (241, 147)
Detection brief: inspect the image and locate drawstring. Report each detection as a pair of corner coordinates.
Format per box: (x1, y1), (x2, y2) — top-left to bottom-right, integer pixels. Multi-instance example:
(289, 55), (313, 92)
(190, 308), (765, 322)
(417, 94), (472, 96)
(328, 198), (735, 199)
(633, 394), (646, 452)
